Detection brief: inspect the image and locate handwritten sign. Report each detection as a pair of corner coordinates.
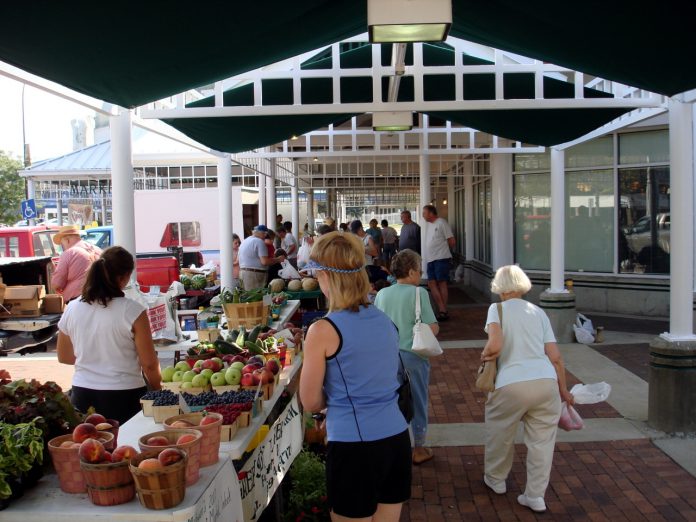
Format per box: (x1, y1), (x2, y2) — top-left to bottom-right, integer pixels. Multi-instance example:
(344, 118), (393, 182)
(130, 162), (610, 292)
(240, 395), (303, 521)
(173, 457), (243, 522)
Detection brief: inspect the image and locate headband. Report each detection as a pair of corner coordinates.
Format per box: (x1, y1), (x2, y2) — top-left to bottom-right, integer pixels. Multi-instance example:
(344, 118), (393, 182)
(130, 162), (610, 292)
(304, 260), (364, 274)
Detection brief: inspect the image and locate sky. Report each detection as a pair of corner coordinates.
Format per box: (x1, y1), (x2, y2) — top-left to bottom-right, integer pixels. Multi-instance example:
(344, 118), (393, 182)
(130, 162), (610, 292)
(0, 75), (94, 163)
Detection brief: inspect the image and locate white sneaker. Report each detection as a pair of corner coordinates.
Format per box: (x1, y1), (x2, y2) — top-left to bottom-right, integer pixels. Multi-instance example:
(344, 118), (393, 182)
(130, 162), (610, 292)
(483, 475), (506, 494)
(517, 494), (546, 512)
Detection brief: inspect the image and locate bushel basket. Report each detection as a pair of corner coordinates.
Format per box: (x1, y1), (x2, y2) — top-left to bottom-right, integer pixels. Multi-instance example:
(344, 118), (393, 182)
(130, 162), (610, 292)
(163, 412), (222, 467)
(80, 459), (135, 506)
(130, 451), (187, 510)
(223, 301), (269, 329)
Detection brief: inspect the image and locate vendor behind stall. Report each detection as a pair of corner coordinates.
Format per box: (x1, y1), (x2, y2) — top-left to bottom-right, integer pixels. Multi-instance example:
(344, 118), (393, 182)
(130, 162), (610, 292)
(52, 225), (102, 303)
(238, 225), (286, 290)
(57, 246), (162, 424)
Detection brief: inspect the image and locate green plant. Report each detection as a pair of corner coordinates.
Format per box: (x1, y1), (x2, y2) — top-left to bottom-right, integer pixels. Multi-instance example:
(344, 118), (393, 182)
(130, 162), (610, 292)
(0, 418), (44, 500)
(285, 449), (329, 522)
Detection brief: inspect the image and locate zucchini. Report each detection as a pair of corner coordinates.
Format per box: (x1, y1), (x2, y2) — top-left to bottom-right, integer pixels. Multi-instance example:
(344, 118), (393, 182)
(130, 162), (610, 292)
(247, 325), (263, 343)
(214, 339), (243, 355)
(245, 340), (266, 355)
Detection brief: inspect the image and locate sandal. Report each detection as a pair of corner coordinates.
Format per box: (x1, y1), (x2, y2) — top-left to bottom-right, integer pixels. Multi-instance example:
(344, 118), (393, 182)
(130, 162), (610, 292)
(412, 447), (434, 465)
(437, 311), (449, 322)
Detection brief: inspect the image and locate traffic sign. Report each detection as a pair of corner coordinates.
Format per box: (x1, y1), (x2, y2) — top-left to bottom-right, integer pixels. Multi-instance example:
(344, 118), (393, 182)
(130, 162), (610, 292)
(21, 199), (37, 220)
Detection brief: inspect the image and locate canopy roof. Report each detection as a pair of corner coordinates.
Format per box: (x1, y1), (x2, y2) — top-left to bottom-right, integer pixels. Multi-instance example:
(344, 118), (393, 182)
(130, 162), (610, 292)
(0, 1), (693, 110)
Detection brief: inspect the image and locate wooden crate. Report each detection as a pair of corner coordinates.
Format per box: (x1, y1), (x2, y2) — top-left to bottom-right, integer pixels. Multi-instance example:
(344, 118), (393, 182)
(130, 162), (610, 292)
(223, 302), (269, 329)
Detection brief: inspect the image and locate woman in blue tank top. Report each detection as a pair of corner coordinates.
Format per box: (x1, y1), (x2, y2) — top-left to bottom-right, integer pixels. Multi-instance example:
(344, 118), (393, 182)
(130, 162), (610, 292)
(300, 231), (411, 521)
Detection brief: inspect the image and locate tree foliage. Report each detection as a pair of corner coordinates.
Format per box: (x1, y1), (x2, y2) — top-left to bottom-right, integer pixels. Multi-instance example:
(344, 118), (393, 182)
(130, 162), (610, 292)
(0, 151), (25, 226)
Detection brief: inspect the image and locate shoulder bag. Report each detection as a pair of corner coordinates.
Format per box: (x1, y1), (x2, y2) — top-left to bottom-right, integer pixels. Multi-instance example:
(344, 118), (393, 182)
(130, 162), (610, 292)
(475, 302), (503, 393)
(397, 353), (414, 422)
(412, 287), (443, 357)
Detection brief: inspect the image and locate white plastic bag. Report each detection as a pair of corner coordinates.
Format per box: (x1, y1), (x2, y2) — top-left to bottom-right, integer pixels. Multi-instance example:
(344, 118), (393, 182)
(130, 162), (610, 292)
(297, 240), (311, 269)
(573, 324), (595, 344)
(278, 260), (302, 280)
(575, 313), (594, 334)
(558, 402), (584, 431)
(570, 382), (611, 404)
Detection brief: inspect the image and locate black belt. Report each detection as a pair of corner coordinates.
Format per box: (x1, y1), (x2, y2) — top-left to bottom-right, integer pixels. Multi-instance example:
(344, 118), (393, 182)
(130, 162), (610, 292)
(241, 268), (267, 273)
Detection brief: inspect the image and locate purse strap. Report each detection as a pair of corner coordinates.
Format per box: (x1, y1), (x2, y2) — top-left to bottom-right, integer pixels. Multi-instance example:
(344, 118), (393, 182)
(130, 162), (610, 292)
(496, 302), (503, 328)
(414, 286), (422, 323)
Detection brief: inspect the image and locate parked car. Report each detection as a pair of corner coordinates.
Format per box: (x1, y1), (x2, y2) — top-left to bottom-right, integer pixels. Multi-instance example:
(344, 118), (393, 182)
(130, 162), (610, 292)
(624, 212), (670, 255)
(0, 226), (61, 258)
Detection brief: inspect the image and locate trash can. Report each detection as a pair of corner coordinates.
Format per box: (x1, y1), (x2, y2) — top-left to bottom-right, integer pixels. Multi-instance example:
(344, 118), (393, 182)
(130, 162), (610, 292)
(539, 291), (576, 343)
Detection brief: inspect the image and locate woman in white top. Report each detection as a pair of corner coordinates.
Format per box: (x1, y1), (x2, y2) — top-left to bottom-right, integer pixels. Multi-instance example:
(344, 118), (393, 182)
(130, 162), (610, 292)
(480, 265), (574, 514)
(57, 246), (162, 424)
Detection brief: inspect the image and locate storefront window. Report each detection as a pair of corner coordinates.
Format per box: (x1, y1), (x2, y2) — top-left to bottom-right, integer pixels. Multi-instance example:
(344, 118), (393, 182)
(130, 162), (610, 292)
(514, 152), (550, 172)
(514, 173), (550, 270)
(619, 130), (669, 165)
(474, 180), (491, 264)
(618, 167), (670, 274)
(566, 136), (613, 169)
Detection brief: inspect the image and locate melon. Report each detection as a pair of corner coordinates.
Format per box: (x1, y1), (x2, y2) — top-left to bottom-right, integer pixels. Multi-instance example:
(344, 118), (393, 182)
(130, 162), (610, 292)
(269, 278), (285, 293)
(287, 279), (303, 292)
(302, 278), (319, 291)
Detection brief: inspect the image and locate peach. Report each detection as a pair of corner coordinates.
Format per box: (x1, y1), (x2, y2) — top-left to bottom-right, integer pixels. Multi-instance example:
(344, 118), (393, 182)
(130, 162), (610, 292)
(72, 422), (98, 443)
(94, 422), (113, 431)
(158, 448), (185, 466)
(101, 451), (113, 463)
(111, 445), (138, 462)
(60, 440), (75, 448)
(176, 434), (197, 445)
(84, 413), (107, 425)
(170, 420), (195, 428)
(79, 438), (107, 463)
(138, 458), (163, 470)
(146, 435), (170, 446)
(199, 414), (218, 426)
(71, 443), (82, 449)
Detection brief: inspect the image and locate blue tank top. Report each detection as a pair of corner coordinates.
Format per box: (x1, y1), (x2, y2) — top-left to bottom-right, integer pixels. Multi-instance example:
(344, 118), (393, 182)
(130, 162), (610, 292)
(323, 305), (408, 442)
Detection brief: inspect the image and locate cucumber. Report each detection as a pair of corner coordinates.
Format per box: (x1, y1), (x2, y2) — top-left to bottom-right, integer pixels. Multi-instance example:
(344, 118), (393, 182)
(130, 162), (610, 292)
(214, 339), (243, 355)
(245, 340), (266, 355)
(247, 325), (263, 343)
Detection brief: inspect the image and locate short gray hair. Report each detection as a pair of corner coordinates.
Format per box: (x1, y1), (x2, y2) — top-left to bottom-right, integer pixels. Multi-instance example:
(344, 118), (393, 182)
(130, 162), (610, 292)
(490, 265), (532, 295)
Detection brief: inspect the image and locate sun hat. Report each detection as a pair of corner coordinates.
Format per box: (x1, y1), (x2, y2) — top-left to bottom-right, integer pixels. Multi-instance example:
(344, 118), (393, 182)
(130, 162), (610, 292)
(52, 225), (81, 245)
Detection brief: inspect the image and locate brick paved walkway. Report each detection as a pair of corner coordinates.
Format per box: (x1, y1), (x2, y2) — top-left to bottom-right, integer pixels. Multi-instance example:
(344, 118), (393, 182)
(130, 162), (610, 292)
(590, 343), (651, 382)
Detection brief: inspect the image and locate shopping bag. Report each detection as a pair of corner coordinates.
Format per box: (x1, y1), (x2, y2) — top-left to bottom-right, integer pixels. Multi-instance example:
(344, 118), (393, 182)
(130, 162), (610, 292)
(558, 402), (584, 431)
(297, 240), (311, 269)
(573, 324), (595, 344)
(278, 261), (302, 280)
(411, 286), (442, 357)
(397, 354), (414, 422)
(570, 382), (611, 404)
(575, 313), (594, 334)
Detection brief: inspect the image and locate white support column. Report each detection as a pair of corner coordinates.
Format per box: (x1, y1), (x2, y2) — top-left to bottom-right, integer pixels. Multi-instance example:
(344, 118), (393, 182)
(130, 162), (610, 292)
(217, 154), (234, 289)
(464, 160), (474, 260)
(446, 173), (455, 225)
(267, 158), (277, 227)
(664, 98), (696, 340)
(291, 180), (299, 240)
(110, 108), (136, 257)
(307, 190), (315, 234)
(549, 147), (566, 293)
(490, 152), (514, 269)
(419, 152), (431, 268)
(258, 168), (266, 227)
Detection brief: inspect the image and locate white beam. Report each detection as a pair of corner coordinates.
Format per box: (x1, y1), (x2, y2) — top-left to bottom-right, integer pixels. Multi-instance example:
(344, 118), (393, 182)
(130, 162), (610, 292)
(217, 154), (234, 289)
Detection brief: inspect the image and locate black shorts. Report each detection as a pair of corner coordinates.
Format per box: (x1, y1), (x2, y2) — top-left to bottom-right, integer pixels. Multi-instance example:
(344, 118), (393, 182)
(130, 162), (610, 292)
(326, 429), (411, 518)
(70, 385), (147, 425)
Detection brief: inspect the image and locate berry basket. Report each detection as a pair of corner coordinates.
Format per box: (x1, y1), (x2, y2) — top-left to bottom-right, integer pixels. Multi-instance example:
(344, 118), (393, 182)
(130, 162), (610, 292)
(80, 459), (135, 506)
(47, 432), (114, 494)
(130, 450), (187, 510)
(163, 412), (222, 467)
(138, 429), (202, 486)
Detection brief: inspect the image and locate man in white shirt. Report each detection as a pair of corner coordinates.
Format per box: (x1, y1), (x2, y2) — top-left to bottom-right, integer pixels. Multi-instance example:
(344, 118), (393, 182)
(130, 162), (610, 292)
(238, 225), (286, 290)
(422, 205), (455, 321)
(278, 221), (298, 268)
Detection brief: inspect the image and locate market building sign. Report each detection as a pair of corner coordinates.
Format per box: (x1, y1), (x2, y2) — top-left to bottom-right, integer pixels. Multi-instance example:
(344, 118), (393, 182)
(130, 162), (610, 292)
(240, 395), (303, 521)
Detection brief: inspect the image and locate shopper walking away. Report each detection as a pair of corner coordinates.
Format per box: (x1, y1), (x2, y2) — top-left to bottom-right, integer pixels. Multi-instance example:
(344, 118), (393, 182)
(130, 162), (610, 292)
(422, 205), (454, 321)
(480, 265), (574, 513)
(238, 225), (286, 290)
(57, 246), (162, 424)
(399, 210), (421, 255)
(300, 231), (411, 522)
(380, 219), (399, 265)
(375, 249), (439, 465)
(52, 225), (102, 303)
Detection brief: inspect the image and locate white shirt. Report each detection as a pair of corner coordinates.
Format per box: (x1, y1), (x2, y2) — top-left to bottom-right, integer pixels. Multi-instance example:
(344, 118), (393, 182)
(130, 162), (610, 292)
(281, 232), (298, 259)
(424, 217), (454, 262)
(484, 298), (557, 389)
(58, 297), (147, 390)
(238, 236), (268, 270)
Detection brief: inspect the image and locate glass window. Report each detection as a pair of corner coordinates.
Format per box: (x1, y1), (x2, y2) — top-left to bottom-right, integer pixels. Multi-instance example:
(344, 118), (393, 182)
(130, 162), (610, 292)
(159, 222), (201, 248)
(474, 180), (491, 264)
(32, 232), (55, 257)
(8, 237), (20, 257)
(514, 152), (550, 172)
(618, 167), (670, 274)
(619, 130), (669, 164)
(565, 170), (614, 272)
(565, 136), (613, 169)
(514, 173), (550, 270)
(0, 238), (6, 257)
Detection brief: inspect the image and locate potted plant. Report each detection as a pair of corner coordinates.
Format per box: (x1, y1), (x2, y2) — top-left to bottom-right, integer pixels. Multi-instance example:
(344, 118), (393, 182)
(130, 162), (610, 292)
(0, 418), (45, 510)
(284, 450), (329, 522)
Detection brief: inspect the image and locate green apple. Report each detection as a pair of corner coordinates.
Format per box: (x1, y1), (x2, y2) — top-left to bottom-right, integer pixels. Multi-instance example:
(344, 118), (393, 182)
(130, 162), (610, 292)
(191, 374), (208, 388)
(161, 366), (176, 382)
(200, 368), (214, 380)
(182, 370), (196, 383)
(175, 361), (190, 372)
(180, 381), (193, 389)
(212, 357), (223, 369)
(172, 370), (184, 382)
(210, 372), (227, 387)
(230, 361), (245, 372)
(194, 359), (205, 369)
(225, 367), (242, 385)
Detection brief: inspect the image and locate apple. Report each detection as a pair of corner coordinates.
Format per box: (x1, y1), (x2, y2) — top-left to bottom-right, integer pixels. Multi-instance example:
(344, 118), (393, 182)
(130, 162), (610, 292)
(212, 357), (223, 369)
(191, 374), (208, 388)
(249, 355), (266, 367)
(260, 368), (275, 384)
(252, 369), (265, 385)
(84, 413), (107, 426)
(199, 413), (220, 426)
(240, 373), (255, 387)
(194, 359), (205, 369)
(172, 370), (184, 382)
(176, 433), (197, 445)
(230, 361), (245, 371)
(200, 368), (214, 380)
(231, 355), (247, 364)
(146, 435), (170, 446)
(182, 370), (196, 383)
(175, 361), (190, 372)
(180, 381), (193, 389)
(222, 355), (235, 365)
(192, 367), (202, 374)
(265, 358), (281, 375)
(210, 372), (227, 387)
(111, 445), (138, 462)
(242, 364), (258, 375)
(225, 367), (242, 385)
(201, 359), (218, 372)
(79, 438), (107, 463)
(158, 448), (185, 466)
(138, 458), (163, 470)
(73, 422), (99, 443)
(161, 366), (176, 382)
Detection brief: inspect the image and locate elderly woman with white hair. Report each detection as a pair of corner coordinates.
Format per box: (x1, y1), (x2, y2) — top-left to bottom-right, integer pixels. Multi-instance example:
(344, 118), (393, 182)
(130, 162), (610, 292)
(480, 265), (574, 513)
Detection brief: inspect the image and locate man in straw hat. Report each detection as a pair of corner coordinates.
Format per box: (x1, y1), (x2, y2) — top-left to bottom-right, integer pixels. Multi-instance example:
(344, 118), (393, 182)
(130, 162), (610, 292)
(52, 225), (102, 303)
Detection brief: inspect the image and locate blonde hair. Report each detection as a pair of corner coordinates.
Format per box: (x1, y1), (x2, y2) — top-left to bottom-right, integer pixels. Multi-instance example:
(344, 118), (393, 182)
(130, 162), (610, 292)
(310, 231), (370, 312)
(490, 265), (532, 295)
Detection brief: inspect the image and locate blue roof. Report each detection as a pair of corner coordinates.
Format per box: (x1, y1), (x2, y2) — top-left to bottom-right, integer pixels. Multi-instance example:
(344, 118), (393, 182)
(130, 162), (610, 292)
(25, 141), (111, 172)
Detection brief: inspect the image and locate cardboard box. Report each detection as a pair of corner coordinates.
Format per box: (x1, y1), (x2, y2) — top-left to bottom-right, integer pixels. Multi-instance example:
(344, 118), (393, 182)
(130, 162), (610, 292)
(197, 329), (220, 343)
(0, 285), (45, 318)
(44, 294), (64, 314)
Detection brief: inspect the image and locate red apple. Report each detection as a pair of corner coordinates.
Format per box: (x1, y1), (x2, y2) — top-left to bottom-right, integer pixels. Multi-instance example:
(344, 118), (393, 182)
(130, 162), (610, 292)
(84, 413), (107, 426)
(73, 422), (99, 443)
(176, 433), (197, 445)
(79, 438), (107, 463)
(242, 364), (257, 375)
(260, 368), (275, 384)
(146, 435), (170, 446)
(158, 448), (185, 466)
(265, 359), (281, 375)
(201, 359), (218, 372)
(111, 445), (138, 462)
(240, 373), (255, 387)
(192, 367), (202, 374)
(138, 458), (163, 470)
(252, 369), (264, 385)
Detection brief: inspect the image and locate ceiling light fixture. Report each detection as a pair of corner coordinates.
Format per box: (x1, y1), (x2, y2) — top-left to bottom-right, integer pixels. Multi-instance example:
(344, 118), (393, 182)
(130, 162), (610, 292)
(373, 111), (413, 132)
(368, 0), (452, 43)
(312, 157), (319, 162)
(290, 135), (299, 141)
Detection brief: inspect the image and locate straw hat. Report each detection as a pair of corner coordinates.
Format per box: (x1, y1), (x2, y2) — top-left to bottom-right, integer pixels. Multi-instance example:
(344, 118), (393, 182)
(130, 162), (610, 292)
(52, 225), (81, 245)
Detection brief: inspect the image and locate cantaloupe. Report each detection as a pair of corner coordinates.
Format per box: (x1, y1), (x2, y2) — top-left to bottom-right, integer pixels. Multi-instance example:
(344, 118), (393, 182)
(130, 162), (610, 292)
(302, 277), (319, 291)
(268, 278), (285, 293)
(287, 279), (303, 292)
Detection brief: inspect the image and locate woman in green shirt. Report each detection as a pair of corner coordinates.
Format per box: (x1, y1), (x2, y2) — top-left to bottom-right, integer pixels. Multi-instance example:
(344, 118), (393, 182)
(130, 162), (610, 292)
(375, 249), (439, 465)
